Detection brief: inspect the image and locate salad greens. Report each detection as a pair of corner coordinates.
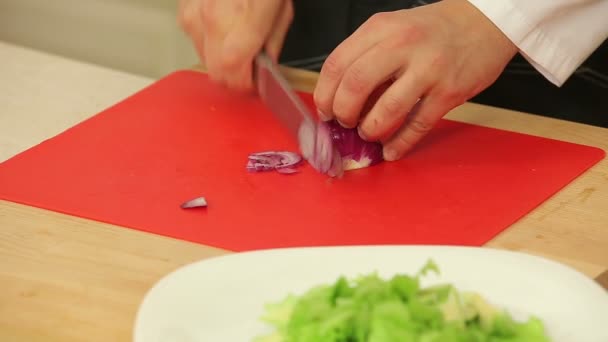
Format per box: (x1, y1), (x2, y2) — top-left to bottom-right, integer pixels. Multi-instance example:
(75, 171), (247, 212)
(254, 260), (551, 342)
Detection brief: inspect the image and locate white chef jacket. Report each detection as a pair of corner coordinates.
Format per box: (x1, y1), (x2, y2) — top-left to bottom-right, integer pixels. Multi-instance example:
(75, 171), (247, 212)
(467, 0), (608, 87)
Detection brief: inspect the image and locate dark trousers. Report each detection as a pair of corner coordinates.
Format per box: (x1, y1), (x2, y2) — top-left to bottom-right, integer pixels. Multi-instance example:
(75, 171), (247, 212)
(279, 0), (608, 127)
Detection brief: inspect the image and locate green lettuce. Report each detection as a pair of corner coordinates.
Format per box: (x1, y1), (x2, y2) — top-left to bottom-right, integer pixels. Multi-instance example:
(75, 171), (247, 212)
(253, 260), (551, 342)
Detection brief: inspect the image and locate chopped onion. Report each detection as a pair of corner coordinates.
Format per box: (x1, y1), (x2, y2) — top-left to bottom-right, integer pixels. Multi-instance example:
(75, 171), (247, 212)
(181, 196), (207, 209)
(313, 123), (334, 174)
(298, 121), (315, 163)
(246, 151), (302, 173)
(327, 145), (344, 177)
(298, 119), (343, 177)
(324, 120), (384, 171)
(250, 118), (383, 178)
(297, 118), (383, 177)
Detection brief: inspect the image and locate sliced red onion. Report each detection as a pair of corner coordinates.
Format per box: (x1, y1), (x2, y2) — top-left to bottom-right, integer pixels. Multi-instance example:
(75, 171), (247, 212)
(298, 120), (315, 163)
(297, 119), (337, 175)
(316, 123), (334, 173)
(327, 145), (344, 178)
(297, 118), (382, 176)
(266, 114), (385, 178)
(246, 151), (302, 173)
(181, 196), (207, 209)
(325, 120), (384, 171)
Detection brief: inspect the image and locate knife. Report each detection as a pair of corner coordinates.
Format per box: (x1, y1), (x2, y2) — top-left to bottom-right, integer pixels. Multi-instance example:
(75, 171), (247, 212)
(254, 52), (342, 176)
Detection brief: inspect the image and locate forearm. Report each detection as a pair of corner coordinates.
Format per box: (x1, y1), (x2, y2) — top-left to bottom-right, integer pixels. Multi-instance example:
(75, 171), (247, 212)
(466, 0), (608, 86)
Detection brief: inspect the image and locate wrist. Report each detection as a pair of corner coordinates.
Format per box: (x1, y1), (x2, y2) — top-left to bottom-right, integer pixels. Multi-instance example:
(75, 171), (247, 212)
(439, 0), (518, 59)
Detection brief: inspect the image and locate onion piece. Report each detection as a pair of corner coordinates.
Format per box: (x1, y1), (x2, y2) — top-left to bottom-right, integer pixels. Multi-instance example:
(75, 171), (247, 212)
(246, 151), (302, 173)
(298, 120), (316, 163)
(327, 145), (344, 178)
(298, 119), (336, 175)
(251, 118), (382, 178)
(181, 196), (207, 209)
(315, 122), (334, 173)
(298, 118), (382, 177)
(325, 120), (384, 171)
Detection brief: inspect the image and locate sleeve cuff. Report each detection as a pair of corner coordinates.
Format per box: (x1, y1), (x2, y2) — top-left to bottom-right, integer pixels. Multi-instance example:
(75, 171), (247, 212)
(466, 0), (585, 87)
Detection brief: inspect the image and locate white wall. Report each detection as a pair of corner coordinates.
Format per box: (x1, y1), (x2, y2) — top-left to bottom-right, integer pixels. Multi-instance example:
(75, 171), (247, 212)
(0, 0), (200, 78)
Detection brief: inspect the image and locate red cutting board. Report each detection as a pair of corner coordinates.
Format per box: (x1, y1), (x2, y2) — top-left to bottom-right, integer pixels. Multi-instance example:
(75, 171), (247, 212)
(0, 70), (604, 251)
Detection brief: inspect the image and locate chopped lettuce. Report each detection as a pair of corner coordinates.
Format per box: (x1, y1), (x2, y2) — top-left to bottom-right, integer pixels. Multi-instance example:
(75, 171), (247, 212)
(254, 260), (551, 342)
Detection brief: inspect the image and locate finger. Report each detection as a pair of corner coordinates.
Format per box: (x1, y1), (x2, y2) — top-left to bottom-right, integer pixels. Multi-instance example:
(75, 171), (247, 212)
(198, 1), (237, 84)
(201, 7), (231, 82)
(220, 2), (285, 92)
(313, 14), (392, 121)
(180, 1), (208, 70)
(264, 0), (294, 63)
(359, 79), (394, 121)
(204, 31), (226, 82)
(357, 68), (431, 142)
(331, 43), (408, 129)
(177, 0), (194, 31)
(381, 94), (451, 161)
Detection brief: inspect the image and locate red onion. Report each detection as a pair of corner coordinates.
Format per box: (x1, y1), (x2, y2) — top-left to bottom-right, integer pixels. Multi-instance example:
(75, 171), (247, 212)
(324, 120), (384, 171)
(246, 151), (302, 174)
(297, 118), (383, 177)
(249, 118), (383, 178)
(297, 120), (344, 177)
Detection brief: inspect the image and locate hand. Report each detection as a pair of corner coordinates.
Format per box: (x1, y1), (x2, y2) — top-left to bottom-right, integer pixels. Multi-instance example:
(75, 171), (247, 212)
(178, 0), (293, 92)
(313, 0), (517, 161)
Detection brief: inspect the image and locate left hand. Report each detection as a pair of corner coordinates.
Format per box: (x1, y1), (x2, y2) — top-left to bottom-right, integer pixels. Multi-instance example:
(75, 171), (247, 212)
(313, 0), (517, 161)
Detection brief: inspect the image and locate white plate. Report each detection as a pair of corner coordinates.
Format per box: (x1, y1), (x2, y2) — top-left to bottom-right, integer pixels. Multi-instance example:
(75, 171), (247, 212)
(134, 246), (608, 342)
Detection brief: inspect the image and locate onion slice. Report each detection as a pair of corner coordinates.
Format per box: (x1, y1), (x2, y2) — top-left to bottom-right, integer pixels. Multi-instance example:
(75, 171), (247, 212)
(249, 118), (383, 178)
(298, 119), (338, 175)
(181, 196), (207, 209)
(246, 151), (302, 173)
(327, 145), (345, 178)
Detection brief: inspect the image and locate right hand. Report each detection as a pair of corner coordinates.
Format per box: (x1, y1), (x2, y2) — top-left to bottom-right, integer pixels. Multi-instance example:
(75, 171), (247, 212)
(178, 0), (293, 93)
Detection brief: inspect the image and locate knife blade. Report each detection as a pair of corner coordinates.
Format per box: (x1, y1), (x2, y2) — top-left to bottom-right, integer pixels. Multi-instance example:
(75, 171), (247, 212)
(254, 52), (342, 176)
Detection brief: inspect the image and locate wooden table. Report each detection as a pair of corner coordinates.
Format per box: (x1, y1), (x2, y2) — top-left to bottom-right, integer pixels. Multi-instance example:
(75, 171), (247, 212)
(1, 45), (607, 341)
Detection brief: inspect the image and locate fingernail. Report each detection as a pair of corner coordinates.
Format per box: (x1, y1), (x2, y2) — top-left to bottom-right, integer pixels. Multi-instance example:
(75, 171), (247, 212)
(337, 118), (356, 129)
(357, 126), (368, 141)
(317, 109), (331, 121)
(383, 147), (400, 161)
